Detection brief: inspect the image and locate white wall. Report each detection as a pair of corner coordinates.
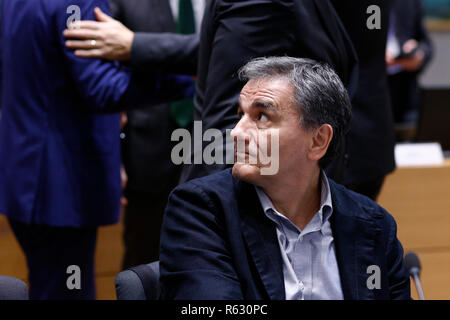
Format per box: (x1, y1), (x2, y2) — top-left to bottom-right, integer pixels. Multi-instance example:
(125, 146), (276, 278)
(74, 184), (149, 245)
(419, 31), (450, 88)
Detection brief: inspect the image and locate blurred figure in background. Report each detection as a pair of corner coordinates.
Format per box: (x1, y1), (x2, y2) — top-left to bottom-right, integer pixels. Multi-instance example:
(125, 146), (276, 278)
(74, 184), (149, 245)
(0, 1), (2, 123)
(63, 0), (359, 186)
(0, 0), (190, 299)
(108, 0), (203, 269)
(386, 0), (433, 125)
(178, 0), (359, 183)
(62, 0), (201, 268)
(330, 0), (397, 201)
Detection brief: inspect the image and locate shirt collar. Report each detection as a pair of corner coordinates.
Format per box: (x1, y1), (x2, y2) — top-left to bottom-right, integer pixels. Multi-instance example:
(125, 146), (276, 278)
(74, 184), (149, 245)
(255, 171), (333, 230)
(319, 170), (333, 224)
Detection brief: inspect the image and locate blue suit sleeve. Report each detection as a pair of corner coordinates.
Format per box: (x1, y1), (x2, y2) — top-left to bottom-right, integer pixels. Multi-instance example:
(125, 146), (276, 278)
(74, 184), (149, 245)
(160, 182), (244, 300)
(57, 0), (132, 110)
(0, 0), (3, 116)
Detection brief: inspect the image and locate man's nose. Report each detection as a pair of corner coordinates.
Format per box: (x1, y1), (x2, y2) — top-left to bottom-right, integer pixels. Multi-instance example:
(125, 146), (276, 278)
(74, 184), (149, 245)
(230, 115), (253, 141)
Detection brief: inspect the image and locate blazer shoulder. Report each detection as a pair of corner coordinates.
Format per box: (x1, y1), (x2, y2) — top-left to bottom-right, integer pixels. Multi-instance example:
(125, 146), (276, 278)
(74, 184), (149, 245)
(171, 168), (236, 203)
(329, 180), (396, 226)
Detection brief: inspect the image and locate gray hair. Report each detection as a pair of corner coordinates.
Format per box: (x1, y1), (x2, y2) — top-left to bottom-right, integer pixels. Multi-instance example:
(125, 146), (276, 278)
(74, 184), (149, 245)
(238, 56), (352, 168)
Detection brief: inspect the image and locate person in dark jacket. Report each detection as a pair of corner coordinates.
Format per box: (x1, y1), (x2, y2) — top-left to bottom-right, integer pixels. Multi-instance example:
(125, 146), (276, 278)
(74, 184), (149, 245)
(107, 0), (203, 269)
(62, 0), (358, 185)
(0, 0), (191, 299)
(386, 0), (433, 124)
(160, 57), (410, 300)
(330, 0), (397, 200)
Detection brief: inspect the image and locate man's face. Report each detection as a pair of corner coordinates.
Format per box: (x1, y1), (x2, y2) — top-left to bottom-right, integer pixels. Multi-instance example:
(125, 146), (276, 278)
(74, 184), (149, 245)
(231, 77), (315, 186)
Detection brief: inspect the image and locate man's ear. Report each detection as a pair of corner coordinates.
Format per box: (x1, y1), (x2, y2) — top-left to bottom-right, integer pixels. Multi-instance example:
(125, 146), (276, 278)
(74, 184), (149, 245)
(308, 124), (333, 162)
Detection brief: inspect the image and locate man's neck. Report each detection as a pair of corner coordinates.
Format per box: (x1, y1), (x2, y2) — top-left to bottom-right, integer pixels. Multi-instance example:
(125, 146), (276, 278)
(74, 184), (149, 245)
(259, 167), (321, 230)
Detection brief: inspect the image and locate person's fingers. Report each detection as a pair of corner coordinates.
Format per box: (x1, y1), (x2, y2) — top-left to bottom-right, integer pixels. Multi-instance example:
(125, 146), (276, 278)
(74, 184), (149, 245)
(66, 39), (104, 50)
(386, 51), (394, 66)
(120, 112), (128, 129)
(74, 49), (105, 58)
(68, 20), (102, 31)
(403, 39), (418, 54)
(63, 28), (101, 40)
(94, 7), (114, 22)
(120, 167), (128, 189)
(395, 57), (417, 71)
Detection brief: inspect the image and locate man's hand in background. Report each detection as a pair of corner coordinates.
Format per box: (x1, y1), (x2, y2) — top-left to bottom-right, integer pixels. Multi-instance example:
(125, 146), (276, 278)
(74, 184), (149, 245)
(63, 7), (134, 61)
(387, 39), (425, 72)
(120, 112), (128, 206)
(120, 166), (128, 207)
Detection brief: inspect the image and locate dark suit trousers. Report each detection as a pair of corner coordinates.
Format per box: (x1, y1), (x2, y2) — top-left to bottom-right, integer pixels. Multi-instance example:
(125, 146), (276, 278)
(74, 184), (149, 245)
(388, 71), (420, 124)
(8, 220), (97, 300)
(121, 186), (174, 270)
(120, 106), (183, 270)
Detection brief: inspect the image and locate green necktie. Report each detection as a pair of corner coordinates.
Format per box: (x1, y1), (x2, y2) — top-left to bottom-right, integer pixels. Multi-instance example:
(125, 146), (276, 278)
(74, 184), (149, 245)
(170, 0), (196, 128)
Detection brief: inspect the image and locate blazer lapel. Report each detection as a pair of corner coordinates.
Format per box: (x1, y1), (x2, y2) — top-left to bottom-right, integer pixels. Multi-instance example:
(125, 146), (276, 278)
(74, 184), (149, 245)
(233, 178), (382, 300)
(235, 179), (285, 300)
(329, 181), (381, 300)
(330, 201), (359, 300)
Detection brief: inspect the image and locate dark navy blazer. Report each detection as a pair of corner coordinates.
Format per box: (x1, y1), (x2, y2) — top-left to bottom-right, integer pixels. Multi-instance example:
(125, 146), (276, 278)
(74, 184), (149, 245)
(0, 0), (190, 227)
(160, 169), (411, 300)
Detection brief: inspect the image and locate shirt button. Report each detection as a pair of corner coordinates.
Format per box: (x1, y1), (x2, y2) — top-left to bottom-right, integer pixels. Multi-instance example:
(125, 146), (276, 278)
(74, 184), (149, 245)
(299, 236), (303, 242)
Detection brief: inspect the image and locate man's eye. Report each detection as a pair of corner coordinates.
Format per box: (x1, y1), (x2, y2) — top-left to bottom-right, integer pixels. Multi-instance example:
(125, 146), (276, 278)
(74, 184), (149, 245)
(258, 113), (269, 121)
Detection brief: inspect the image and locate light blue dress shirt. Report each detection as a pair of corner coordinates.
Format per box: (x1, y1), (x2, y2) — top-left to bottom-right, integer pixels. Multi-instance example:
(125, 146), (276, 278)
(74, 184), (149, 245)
(255, 172), (344, 300)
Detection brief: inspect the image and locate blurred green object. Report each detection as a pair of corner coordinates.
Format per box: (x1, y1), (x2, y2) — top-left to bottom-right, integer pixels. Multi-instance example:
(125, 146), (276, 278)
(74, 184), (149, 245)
(176, 0), (196, 35)
(423, 0), (450, 18)
(171, 0), (195, 128)
(170, 97), (195, 128)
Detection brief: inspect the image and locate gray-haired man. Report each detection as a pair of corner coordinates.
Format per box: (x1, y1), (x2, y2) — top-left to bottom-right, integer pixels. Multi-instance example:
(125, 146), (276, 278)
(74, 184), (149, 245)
(160, 56), (410, 300)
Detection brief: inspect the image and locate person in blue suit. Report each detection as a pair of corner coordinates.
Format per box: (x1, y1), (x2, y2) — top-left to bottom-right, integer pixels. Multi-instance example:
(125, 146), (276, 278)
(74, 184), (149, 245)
(0, 0), (191, 299)
(160, 57), (411, 300)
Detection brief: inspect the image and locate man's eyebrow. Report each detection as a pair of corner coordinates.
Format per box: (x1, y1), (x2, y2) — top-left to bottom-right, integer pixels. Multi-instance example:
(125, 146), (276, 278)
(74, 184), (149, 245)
(252, 100), (277, 111)
(235, 98), (277, 114)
